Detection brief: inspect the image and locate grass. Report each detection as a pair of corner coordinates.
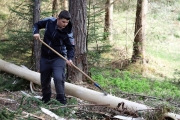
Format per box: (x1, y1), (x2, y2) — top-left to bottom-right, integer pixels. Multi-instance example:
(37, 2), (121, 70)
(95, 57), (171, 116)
(105, 0), (180, 80)
(90, 67), (180, 99)
(90, 67), (180, 116)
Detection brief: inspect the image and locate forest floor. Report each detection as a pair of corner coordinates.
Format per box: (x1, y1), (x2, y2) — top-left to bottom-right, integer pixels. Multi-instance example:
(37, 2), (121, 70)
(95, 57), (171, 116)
(0, 82), (180, 120)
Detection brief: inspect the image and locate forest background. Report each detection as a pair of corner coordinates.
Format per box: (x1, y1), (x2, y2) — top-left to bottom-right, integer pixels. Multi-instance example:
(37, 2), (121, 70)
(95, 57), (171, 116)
(0, 0), (180, 119)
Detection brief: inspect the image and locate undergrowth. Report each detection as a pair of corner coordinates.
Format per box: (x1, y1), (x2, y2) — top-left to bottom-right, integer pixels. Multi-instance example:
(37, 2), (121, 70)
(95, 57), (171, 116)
(0, 92), (79, 119)
(90, 67), (180, 101)
(0, 71), (29, 92)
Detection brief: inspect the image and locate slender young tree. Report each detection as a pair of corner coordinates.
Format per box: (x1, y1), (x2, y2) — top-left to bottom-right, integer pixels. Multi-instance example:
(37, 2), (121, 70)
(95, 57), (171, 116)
(104, 0), (114, 41)
(63, 0), (68, 10)
(68, 0), (88, 83)
(59, 0), (68, 10)
(131, 0), (148, 64)
(33, 0), (41, 71)
(52, 0), (58, 17)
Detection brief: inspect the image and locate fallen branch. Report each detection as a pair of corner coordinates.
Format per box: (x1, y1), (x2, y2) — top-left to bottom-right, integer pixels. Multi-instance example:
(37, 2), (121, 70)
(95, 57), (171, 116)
(113, 115), (144, 120)
(21, 91), (42, 99)
(0, 97), (16, 104)
(41, 107), (65, 120)
(50, 103), (110, 110)
(30, 82), (35, 93)
(22, 111), (45, 120)
(5, 107), (45, 120)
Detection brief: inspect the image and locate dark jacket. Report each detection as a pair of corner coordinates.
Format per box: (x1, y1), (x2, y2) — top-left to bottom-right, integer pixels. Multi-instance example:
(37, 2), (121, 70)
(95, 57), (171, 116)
(33, 17), (75, 60)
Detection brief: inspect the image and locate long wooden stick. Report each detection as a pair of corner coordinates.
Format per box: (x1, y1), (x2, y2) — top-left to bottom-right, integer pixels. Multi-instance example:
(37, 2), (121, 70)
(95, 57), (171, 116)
(38, 38), (107, 95)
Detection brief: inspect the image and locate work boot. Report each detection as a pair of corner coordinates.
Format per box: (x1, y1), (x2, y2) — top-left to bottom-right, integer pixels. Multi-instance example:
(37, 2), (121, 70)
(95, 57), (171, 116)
(56, 94), (67, 105)
(42, 92), (51, 104)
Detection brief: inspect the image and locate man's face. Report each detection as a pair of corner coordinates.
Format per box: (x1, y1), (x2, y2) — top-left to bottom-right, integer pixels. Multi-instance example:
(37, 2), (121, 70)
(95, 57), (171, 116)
(57, 18), (69, 29)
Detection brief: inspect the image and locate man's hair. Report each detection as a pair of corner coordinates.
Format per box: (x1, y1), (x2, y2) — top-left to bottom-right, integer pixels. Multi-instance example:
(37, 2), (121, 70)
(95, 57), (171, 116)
(58, 10), (71, 20)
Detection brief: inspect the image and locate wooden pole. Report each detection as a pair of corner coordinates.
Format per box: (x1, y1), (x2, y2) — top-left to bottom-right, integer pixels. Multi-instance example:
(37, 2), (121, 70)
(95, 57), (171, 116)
(0, 59), (179, 119)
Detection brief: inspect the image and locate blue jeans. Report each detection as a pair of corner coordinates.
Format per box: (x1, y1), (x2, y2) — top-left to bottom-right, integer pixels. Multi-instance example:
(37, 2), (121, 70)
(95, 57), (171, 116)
(40, 57), (66, 104)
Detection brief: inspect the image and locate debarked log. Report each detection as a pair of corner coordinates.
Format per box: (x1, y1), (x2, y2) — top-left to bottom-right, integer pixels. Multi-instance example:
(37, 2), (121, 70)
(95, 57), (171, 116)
(0, 59), (179, 119)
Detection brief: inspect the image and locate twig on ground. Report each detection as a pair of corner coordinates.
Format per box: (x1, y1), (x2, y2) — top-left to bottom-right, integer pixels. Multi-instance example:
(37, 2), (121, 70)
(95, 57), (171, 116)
(22, 111), (45, 120)
(118, 91), (180, 107)
(30, 82), (35, 94)
(50, 103), (110, 110)
(0, 97), (16, 104)
(41, 107), (66, 120)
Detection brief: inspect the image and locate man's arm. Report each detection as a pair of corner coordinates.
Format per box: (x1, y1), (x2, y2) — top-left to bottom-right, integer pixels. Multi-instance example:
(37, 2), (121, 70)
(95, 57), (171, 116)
(33, 17), (52, 39)
(65, 32), (75, 61)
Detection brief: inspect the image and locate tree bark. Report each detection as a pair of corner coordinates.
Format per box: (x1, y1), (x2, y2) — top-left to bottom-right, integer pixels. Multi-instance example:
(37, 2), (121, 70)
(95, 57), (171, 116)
(104, 0), (113, 41)
(52, 0), (58, 17)
(131, 0), (147, 64)
(33, 0), (41, 72)
(68, 0), (88, 83)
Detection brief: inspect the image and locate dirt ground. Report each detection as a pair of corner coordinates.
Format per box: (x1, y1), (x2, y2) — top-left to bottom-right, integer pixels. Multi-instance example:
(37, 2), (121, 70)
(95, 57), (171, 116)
(0, 88), (180, 120)
(0, 90), (115, 120)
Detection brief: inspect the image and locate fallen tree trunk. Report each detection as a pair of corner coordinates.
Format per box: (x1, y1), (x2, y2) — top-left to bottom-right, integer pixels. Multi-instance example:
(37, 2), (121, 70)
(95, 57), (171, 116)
(0, 59), (179, 119)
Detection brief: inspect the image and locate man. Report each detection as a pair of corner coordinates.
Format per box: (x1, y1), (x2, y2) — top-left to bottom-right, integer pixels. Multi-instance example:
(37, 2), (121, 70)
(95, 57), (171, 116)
(33, 10), (75, 104)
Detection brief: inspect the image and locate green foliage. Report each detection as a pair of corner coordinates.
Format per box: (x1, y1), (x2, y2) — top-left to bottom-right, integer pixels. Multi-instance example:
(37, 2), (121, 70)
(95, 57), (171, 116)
(50, 97), (78, 118)
(77, 111), (104, 119)
(173, 69), (180, 82)
(174, 31), (180, 38)
(0, 109), (15, 120)
(0, 72), (29, 92)
(18, 96), (78, 119)
(114, 0), (137, 12)
(87, 1), (112, 65)
(4, 30), (32, 64)
(0, 1), (34, 66)
(178, 13), (180, 21)
(0, 12), (8, 21)
(87, 4), (105, 44)
(0, 0), (55, 67)
(18, 96), (42, 113)
(90, 67), (180, 100)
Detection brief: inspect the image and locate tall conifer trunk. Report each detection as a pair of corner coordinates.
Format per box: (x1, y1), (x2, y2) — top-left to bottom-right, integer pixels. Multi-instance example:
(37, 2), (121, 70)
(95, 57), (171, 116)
(52, 0), (58, 17)
(132, 0), (148, 64)
(33, 0), (41, 72)
(104, 0), (113, 41)
(68, 0), (88, 83)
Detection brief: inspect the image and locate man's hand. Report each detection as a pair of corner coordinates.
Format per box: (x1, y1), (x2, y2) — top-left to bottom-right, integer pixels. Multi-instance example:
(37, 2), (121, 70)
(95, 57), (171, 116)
(66, 59), (73, 66)
(33, 34), (40, 40)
